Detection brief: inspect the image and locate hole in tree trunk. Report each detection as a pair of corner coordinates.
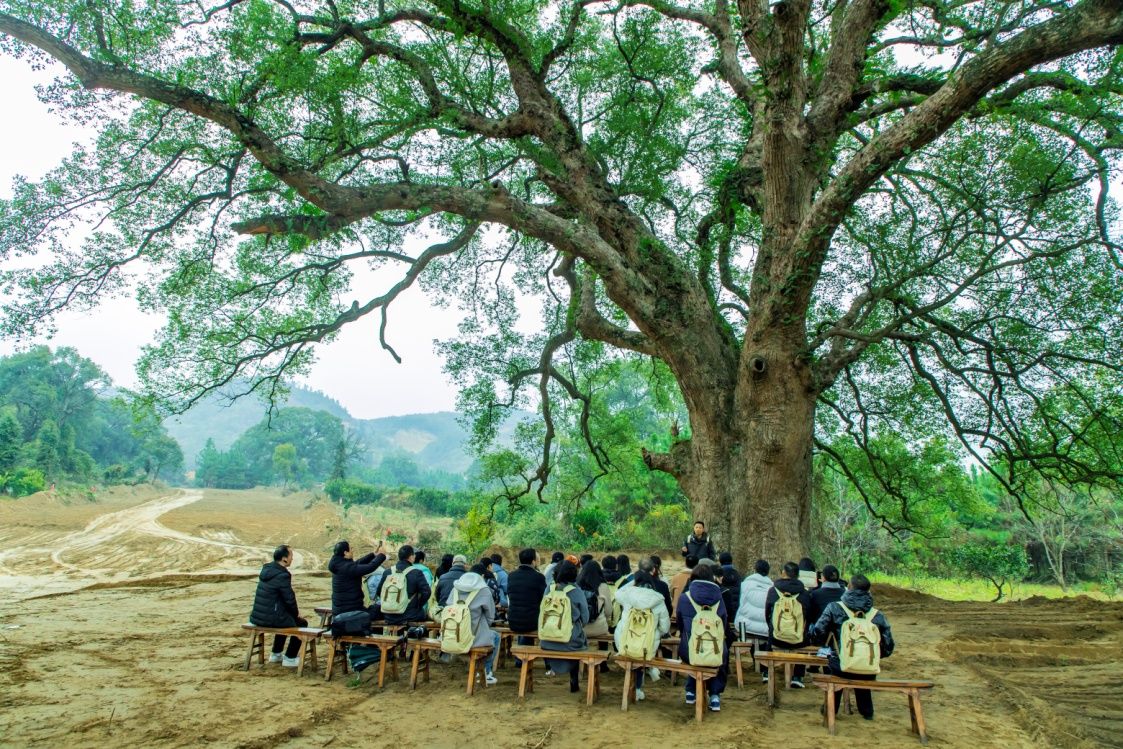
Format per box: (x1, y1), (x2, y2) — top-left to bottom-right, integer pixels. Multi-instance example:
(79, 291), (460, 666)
(750, 356), (767, 375)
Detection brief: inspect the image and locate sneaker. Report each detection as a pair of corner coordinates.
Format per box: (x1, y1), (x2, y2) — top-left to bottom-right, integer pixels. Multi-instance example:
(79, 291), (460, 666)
(685, 692), (696, 705)
(791, 679), (805, 689)
(485, 672), (498, 686)
(635, 688), (646, 701)
(281, 656), (300, 668)
(268, 652), (284, 663)
(709, 695), (721, 712)
(544, 669), (556, 677)
(647, 667), (661, 682)
(761, 674), (769, 684)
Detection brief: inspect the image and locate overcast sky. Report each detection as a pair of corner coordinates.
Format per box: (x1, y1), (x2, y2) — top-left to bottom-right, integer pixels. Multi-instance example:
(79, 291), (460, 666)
(0, 56), (463, 420)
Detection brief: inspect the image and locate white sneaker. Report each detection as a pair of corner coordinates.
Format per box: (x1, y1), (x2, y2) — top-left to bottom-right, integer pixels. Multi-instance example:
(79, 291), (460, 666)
(544, 669), (556, 677)
(282, 656), (300, 668)
(485, 672), (498, 686)
(635, 688), (646, 701)
(268, 652), (284, 663)
(647, 667), (661, 682)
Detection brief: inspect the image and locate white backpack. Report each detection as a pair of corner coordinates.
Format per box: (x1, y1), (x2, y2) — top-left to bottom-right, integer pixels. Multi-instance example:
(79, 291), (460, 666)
(838, 604), (881, 674)
(380, 570), (410, 614)
(538, 584), (575, 643)
(619, 606), (658, 660)
(685, 592), (725, 667)
(439, 589), (480, 654)
(771, 590), (804, 644)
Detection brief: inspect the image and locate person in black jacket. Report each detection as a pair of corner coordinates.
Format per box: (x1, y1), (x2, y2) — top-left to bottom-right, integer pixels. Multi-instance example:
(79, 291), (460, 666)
(249, 545), (306, 665)
(435, 554), (468, 605)
(648, 555), (674, 616)
(764, 561), (812, 687)
(507, 548), (547, 642)
(808, 564), (845, 624)
(681, 520), (716, 560)
(718, 552), (742, 616)
(809, 574), (895, 719)
(328, 540), (386, 616)
(602, 555), (621, 584)
(376, 545), (431, 624)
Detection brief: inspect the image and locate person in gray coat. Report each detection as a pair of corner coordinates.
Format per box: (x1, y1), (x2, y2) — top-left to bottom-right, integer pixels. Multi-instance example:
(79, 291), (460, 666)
(539, 560), (589, 692)
(449, 571), (500, 684)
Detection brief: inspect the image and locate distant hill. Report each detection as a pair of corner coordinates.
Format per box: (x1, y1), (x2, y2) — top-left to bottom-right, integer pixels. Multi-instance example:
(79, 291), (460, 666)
(165, 385), (528, 474)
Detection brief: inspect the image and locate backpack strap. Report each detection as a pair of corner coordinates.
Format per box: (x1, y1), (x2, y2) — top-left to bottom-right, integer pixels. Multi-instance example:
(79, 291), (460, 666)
(839, 603), (855, 619)
(865, 607), (878, 621)
(685, 591), (712, 612)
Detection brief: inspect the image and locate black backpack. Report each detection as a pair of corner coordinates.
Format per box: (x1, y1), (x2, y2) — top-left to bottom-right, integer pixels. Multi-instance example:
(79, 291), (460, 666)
(583, 586), (600, 621)
(331, 610), (371, 637)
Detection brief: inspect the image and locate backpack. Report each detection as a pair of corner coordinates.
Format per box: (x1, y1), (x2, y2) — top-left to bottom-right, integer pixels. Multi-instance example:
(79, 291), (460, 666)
(583, 586), (601, 622)
(330, 609), (371, 637)
(838, 603), (881, 675)
(380, 570), (411, 614)
(426, 577), (441, 621)
(685, 592), (724, 667)
(538, 584), (575, 643)
(771, 590), (805, 644)
(346, 644), (382, 672)
(439, 588), (481, 655)
(619, 606), (658, 660)
(608, 573), (634, 627)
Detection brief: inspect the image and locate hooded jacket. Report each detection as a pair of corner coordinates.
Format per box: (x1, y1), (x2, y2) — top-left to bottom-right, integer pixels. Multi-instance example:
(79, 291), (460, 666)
(435, 564), (467, 606)
(733, 573), (773, 638)
(450, 572), (498, 649)
(764, 577), (811, 647)
(329, 552), (386, 615)
(506, 564), (547, 633)
(613, 583), (671, 656)
(719, 564), (742, 617)
(376, 560), (432, 624)
(676, 579), (730, 664)
(250, 561), (299, 628)
(809, 588), (895, 671)
(809, 581), (845, 624)
(683, 533), (716, 560)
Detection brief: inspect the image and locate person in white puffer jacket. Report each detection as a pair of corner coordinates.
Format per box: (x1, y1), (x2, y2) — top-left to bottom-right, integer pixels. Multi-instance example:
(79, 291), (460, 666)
(614, 566), (671, 701)
(734, 559), (774, 682)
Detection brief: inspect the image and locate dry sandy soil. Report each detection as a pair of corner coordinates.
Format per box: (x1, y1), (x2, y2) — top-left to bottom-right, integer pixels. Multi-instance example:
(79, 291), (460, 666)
(0, 488), (1119, 748)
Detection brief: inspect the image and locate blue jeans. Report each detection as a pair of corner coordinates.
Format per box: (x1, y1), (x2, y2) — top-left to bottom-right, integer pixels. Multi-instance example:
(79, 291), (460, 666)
(685, 662), (728, 696)
(484, 632), (500, 674)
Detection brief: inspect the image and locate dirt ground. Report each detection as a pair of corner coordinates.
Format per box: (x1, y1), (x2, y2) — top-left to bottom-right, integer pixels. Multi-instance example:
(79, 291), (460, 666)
(0, 488), (1119, 748)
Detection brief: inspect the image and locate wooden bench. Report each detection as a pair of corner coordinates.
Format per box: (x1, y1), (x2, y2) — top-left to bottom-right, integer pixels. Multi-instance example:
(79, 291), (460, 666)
(754, 651), (827, 706)
(408, 638), (494, 695)
(813, 675), (936, 745)
(241, 624), (323, 677)
(323, 633), (405, 687)
(493, 627), (536, 669)
(731, 640), (754, 687)
(314, 607), (333, 627)
(613, 655), (719, 723)
(510, 645), (610, 706)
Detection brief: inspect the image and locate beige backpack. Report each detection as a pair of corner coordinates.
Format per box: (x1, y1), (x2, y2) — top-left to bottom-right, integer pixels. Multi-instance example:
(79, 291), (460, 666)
(608, 574), (633, 627)
(538, 584), (575, 643)
(439, 588), (480, 654)
(619, 606), (658, 660)
(380, 570), (410, 614)
(839, 604), (881, 674)
(771, 590), (804, 644)
(685, 592), (724, 667)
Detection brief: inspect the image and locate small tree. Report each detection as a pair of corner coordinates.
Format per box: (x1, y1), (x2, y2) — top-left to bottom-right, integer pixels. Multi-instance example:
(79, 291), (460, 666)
(272, 443), (298, 489)
(954, 541), (1030, 602)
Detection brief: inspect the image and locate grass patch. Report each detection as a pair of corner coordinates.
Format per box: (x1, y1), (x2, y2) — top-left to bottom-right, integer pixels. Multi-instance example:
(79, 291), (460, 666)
(869, 573), (1118, 602)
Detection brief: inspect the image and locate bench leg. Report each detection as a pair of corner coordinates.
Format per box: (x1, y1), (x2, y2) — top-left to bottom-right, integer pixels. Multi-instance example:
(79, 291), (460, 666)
(307, 638), (318, 673)
(825, 687), (837, 735)
(694, 675), (705, 723)
(910, 690), (929, 745)
(621, 665), (633, 711)
(784, 662), (793, 689)
(735, 649), (744, 688)
(325, 641), (338, 682)
(466, 653), (478, 696)
(586, 662), (597, 706)
(297, 639), (307, 677)
(377, 647), (390, 688)
(244, 632), (260, 671)
(518, 658), (530, 699)
(768, 669), (778, 707)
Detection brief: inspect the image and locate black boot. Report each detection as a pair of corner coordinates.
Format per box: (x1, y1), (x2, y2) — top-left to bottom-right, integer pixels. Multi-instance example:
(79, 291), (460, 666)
(569, 670), (580, 693)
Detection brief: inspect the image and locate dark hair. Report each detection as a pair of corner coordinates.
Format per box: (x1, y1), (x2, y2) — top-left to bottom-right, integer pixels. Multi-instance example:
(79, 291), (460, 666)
(436, 554), (454, 578)
(398, 545), (415, 561)
(519, 548), (537, 565)
(470, 563), (488, 575)
(799, 557), (816, 572)
(822, 564), (840, 582)
(551, 551), (565, 564)
(850, 573), (871, 592)
(648, 555), (662, 571)
(782, 561), (800, 579)
(577, 560), (606, 591)
(693, 520), (705, 528)
(579, 553), (594, 566)
(616, 554), (631, 574)
(555, 560), (579, 584)
(491, 553), (503, 565)
(414, 550), (426, 564)
(685, 555), (699, 569)
(719, 551), (733, 566)
(754, 559), (770, 576)
(602, 555), (618, 571)
(273, 545), (291, 562)
(633, 569), (657, 590)
(690, 564), (715, 582)
(333, 540), (350, 556)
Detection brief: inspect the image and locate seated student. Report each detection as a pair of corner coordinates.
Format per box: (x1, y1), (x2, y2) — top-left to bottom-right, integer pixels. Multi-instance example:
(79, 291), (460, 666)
(507, 548), (547, 645)
(477, 559), (502, 605)
(449, 571), (500, 685)
(765, 561), (812, 687)
(376, 545), (431, 625)
(540, 560), (590, 693)
(734, 559), (773, 682)
(809, 573), (895, 720)
(616, 554), (633, 580)
(809, 564), (845, 624)
(435, 554), (468, 606)
(676, 563), (731, 712)
(249, 545), (306, 667)
(718, 552), (742, 615)
(328, 540), (386, 616)
(577, 560), (611, 637)
(670, 556), (698, 619)
(614, 567), (671, 701)
(579, 553), (594, 566)
(648, 556), (674, 616)
(799, 557), (820, 591)
(411, 550), (435, 585)
(490, 553), (510, 607)
(543, 551), (565, 586)
(602, 555), (621, 584)
(434, 554), (455, 580)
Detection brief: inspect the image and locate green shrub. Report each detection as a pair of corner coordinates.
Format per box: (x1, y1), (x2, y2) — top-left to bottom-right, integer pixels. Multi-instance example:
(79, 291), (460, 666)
(1, 467), (47, 498)
(324, 478), (383, 506)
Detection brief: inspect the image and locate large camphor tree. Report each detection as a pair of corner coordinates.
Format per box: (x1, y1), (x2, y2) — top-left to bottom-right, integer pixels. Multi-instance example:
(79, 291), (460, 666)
(1, 0), (1121, 562)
